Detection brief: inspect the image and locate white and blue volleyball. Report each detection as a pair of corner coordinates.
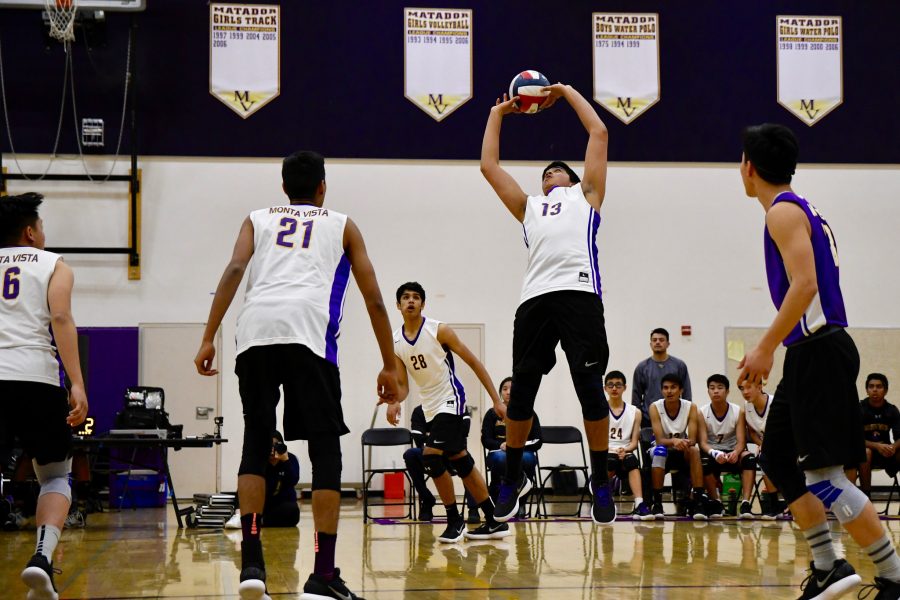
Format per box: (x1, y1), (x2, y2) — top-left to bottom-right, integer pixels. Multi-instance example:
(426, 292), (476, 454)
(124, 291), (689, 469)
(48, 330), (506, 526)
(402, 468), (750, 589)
(508, 70), (551, 114)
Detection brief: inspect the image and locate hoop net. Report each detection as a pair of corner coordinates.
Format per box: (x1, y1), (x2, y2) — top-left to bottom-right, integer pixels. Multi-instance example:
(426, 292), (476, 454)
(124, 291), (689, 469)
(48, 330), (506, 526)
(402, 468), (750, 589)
(46, 0), (78, 43)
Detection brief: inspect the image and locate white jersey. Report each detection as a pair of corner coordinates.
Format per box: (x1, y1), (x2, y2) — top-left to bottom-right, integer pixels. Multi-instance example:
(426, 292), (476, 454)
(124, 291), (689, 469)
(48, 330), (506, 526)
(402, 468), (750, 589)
(608, 402), (638, 451)
(235, 205), (350, 366)
(0, 247), (62, 386)
(393, 317), (466, 422)
(520, 184), (601, 304)
(653, 398), (691, 439)
(701, 402), (741, 452)
(744, 393), (772, 441)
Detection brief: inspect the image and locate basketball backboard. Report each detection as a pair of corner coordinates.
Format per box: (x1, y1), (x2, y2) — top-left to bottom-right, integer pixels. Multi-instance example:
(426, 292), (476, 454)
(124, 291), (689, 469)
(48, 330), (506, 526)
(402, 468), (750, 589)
(0, 0), (145, 10)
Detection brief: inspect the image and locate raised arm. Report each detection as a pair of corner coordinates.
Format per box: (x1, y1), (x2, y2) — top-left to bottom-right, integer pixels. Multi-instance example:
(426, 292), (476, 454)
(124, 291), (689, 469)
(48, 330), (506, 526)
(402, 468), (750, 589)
(436, 323), (506, 419)
(480, 95), (528, 222)
(48, 260), (87, 426)
(194, 216), (255, 376)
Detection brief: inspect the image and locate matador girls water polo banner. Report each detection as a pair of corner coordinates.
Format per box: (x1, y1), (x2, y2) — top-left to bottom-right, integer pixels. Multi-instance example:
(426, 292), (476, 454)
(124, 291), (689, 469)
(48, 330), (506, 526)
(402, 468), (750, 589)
(210, 3), (280, 119)
(592, 13), (660, 125)
(776, 15), (842, 126)
(404, 8), (473, 122)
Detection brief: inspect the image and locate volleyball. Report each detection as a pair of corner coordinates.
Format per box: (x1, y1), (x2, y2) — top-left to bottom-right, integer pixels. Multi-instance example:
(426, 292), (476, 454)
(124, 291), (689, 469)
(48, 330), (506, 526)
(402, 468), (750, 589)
(508, 70), (551, 114)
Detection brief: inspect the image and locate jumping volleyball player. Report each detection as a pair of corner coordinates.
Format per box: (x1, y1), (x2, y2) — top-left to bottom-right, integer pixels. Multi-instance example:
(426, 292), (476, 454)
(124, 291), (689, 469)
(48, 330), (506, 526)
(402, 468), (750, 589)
(479, 82), (616, 524)
(738, 124), (900, 600)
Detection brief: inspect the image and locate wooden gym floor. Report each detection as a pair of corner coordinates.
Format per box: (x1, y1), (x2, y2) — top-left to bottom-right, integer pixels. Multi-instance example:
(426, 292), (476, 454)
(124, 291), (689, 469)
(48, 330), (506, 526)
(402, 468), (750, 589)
(3, 499), (900, 599)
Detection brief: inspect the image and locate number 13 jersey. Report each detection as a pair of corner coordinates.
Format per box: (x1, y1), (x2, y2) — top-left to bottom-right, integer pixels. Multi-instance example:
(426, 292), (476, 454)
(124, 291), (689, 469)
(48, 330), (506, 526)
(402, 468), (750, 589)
(393, 317), (466, 422)
(236, 205), (349, 366)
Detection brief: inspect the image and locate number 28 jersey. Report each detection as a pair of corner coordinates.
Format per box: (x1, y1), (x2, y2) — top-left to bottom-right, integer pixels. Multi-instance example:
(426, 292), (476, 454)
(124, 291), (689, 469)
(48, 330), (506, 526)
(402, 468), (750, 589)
(393, 317), (466, 422)
(236, 205), (350, 366)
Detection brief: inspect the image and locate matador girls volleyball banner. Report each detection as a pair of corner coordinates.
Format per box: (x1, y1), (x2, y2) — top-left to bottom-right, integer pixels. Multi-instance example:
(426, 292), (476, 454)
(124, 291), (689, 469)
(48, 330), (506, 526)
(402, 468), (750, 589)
(210, 3), (280, 119)
(776, 16), (842, 126)
(592, 13), (660, 124)
(404, 8), (472, 122)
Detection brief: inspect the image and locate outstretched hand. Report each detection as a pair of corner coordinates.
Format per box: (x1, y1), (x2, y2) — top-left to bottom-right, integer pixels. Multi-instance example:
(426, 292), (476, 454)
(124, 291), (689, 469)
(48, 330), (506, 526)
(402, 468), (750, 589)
(539, 83), (568, 110)
(492, 93), (521, 116)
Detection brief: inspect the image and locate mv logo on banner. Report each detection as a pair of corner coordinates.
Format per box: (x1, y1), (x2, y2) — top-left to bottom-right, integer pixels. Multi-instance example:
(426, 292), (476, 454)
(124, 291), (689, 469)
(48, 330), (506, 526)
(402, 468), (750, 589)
(592, 13), (660, 124)
(209, 3), (281, 119)
(404, 8), (473, 122)
(776, 16), (843, 126)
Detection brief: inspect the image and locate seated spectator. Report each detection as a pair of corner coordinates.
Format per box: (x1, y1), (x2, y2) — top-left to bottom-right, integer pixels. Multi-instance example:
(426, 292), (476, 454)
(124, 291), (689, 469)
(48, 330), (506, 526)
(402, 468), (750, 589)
(632, 328), (692, 427)
(401, 405), (479, 523)
(229, 431), (300, 528)
(739, 379), (784, 519)
(604, 370), (651, 520)
(482, 377), (542, 518)
(648, 374), (709, 520)
(858, 373), (900, 499)
(698, 374), (756, 518)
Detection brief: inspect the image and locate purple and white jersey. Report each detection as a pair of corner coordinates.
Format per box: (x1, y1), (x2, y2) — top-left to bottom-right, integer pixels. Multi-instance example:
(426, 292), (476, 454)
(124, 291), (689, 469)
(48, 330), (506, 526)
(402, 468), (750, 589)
(236, 205), (350, 366)
(393, 317), (466, 422)
(520, 184), (601, 304)
(764, 191), (847, 346)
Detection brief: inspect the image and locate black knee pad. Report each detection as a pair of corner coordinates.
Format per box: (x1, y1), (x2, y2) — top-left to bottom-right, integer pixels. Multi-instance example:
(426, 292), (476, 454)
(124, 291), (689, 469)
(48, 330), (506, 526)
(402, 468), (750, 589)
(422, 453), (447, 479)
(741, 453), (757, 471)
(701, 455), (714, 475)
(759, 450), (805, 503)
(238, 417), (275, 477)
(308, 435), (342, 492)
(450, 453), (475, 479)
(507, 372), (541, 421)
(572, 371), (608, 421)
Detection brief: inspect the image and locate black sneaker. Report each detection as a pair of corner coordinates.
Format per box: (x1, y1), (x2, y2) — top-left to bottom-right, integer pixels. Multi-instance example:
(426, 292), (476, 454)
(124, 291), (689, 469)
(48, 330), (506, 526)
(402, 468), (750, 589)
(418, 498), (435, 522)
(494, 476), (532, 523)
(858, 576), (900, 600)
(690, 498), (708, 521)
(739, 500), (754, 519)
(437, 519), (466, 543)
(633, 502), (653, 521)
(797, 559), (861, 599)
(466, 509), (481, 525)
(301, 568), (364, 599)
(591, 480), (617, 525)
(464, 521), (511, 540)
(651, 501), (665, 519)
(707, 499), (725, 518)
(239, 565), (271, 600)
(21, 554), (60, 600)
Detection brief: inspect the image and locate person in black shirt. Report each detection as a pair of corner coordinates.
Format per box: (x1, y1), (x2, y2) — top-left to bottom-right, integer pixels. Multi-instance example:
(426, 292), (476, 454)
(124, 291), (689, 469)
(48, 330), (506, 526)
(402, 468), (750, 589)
(263, 431), (300, 527)
(858, 374), (900, 498)
(482, 377), (542, 514)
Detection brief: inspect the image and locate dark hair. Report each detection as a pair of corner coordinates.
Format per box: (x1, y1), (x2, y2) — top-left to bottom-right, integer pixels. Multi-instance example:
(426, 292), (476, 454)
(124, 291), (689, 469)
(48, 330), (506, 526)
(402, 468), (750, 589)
(605, 370), (627, 386)
(650, 327), (669, 341)
(741, 123), (798, 184)
(498, 376), (513, 394)
(395, 281), (426, 304)
(661, 373), (683, 389)
(282, 151), (325, 200)
(707, 373), (730, 390)
(0, 192), (43, 246)
(542, 161), (580, 185)
(867, 373), (889, 390)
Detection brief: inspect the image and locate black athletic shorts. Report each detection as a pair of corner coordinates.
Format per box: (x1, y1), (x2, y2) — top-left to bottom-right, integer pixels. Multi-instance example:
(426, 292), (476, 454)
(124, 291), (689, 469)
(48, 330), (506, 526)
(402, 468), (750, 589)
(235, 344), (347, 441)
(512, 290), (609, 376)
(425, 413), (467, 456)
(608, 452), (640, 478)
(764, 328), (866, 472)
(0, 380), (72, 467)
(702, 452), (754, 476)
(868, 452), (900, 478)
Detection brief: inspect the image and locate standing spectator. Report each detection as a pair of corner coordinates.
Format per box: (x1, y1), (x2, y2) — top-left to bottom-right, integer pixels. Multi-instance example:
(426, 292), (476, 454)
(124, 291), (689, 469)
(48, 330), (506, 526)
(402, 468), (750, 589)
(632, 328), (692, 426)
(858, 374), (900, 499)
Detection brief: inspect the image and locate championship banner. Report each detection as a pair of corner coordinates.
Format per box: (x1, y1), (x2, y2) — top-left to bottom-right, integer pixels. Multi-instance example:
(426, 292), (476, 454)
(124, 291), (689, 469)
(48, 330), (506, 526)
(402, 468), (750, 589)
(592, 13), (660, 125)
(210, 3), (280, 119)
(776, 16), (842, 126)
(404, 8), (472, 122)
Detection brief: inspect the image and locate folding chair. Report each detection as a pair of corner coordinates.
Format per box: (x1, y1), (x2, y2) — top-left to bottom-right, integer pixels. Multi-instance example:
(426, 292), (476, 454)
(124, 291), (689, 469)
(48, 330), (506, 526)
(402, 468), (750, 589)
(534, 426), (591, 518)
(879, 471), (900, 516)
(360, 428), (416, 523)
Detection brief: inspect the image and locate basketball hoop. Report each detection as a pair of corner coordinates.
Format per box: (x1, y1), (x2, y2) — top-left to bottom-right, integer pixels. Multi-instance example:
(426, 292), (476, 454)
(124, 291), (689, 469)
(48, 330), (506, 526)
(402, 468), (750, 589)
(45, 0), (78, 43)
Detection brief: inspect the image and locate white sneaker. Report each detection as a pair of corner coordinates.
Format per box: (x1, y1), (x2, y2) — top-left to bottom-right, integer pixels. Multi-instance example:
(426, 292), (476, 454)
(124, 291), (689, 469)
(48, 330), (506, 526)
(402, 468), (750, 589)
(224, 511), (241, 529)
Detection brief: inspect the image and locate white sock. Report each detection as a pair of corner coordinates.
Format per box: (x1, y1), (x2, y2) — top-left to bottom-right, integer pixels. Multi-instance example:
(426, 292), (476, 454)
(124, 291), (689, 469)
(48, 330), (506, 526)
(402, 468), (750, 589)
(35, 524), (61, 562)
(634, 497), (643, 508)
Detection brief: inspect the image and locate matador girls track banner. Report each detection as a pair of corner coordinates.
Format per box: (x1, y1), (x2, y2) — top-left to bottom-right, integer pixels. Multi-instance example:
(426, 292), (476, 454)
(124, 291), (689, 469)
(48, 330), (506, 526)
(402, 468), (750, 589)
(776, 15), (842, 126)
(404, 8), (473, 122)
(592, 13), (660, 125)
(210, 3), (280, 119)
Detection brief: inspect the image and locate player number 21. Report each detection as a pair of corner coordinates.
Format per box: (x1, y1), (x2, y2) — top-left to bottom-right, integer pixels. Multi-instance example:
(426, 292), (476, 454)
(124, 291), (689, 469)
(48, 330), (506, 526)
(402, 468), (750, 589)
(275, 217), (313, 249)
(2, 267), (20, 300)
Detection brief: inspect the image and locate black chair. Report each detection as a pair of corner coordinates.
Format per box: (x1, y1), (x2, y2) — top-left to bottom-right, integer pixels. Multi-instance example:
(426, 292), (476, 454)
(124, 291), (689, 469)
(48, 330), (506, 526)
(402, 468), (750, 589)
(360, 428), (416, 523)
(534, 426), (591, 518)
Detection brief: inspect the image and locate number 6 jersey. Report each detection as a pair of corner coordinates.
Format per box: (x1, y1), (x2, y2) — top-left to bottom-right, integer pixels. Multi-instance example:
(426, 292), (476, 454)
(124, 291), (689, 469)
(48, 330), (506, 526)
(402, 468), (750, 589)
(236, 205), (349, 366)
(393, 317), (466, 422)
